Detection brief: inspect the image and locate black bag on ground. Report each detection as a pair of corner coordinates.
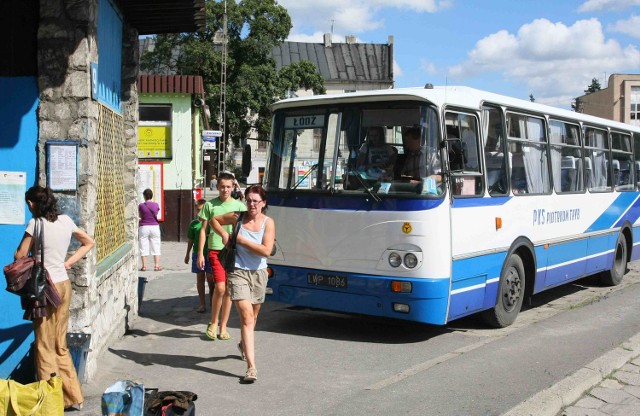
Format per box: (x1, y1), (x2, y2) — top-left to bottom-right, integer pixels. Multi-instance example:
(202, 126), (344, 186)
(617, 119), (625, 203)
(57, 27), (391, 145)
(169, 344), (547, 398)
(144, 389), (196, 416)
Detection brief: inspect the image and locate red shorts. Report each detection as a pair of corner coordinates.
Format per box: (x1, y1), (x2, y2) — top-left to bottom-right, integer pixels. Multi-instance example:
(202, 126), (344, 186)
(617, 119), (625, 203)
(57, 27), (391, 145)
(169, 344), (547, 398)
(208, 250), (227, 284)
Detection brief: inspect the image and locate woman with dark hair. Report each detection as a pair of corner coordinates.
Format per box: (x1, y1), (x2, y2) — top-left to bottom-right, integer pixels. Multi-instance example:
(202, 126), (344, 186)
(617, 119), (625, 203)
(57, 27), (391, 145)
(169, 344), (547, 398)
(210, 185), (275, 382)
(14, 185), (94, 410)
(138, 188), (162, 271)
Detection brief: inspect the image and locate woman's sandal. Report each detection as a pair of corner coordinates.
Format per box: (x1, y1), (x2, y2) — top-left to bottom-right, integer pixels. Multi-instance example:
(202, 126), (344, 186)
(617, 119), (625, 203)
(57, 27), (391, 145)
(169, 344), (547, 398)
(154, 265), (163, 271)
(139, 266), (147, 271)
(218, 331), (231, 340)
(205, 322), (217, 340)
(196, 305), (206, 313)
(244, 367), (257, 382)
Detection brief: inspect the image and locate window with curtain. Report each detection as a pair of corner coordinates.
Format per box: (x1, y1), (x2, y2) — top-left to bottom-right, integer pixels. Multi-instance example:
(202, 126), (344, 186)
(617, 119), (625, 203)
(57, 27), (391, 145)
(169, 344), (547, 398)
(482, 106), (507, 195)
(584, 126), (610, 192)
(611, 131), (633, 191)
(549, 119), (584, 193)
(506, 113), (550, 195)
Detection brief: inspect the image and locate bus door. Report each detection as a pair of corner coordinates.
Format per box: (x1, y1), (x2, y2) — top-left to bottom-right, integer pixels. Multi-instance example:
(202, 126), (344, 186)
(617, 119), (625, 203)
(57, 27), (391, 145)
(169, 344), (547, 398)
(445, 110), (488, 319)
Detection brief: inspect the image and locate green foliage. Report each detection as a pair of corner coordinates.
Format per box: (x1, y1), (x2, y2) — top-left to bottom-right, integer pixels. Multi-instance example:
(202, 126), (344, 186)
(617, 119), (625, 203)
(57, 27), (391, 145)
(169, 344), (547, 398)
(584, 77), (602, 94)
(140, 0), (325, 150)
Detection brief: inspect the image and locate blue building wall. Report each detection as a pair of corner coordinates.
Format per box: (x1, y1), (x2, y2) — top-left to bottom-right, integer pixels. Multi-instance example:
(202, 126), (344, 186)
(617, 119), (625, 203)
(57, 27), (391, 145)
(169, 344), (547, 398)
(0, 77), (39, 378)
(97, 0), (123, 113)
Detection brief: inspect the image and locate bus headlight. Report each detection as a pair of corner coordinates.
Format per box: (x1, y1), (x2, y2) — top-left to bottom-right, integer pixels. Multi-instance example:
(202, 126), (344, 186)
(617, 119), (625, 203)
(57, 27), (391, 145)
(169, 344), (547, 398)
(404, 253), (418, 269)
(389, 252), (402, 267)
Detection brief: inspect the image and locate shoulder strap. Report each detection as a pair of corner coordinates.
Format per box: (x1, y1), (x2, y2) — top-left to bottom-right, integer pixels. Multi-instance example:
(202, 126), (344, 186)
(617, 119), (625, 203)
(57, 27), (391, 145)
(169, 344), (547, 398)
(143, 202), (158, 221)
(229, 212), (245, 248)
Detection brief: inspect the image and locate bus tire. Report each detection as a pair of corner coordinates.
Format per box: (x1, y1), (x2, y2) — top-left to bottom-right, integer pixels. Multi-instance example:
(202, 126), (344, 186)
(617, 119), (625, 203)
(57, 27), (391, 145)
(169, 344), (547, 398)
(600, 233), (628, 286)
(482, 253), (525, 328)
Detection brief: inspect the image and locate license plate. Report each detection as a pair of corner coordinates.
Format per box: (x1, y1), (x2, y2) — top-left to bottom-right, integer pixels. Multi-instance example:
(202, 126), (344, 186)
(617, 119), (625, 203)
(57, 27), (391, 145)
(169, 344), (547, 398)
(307, 273), (348, 288)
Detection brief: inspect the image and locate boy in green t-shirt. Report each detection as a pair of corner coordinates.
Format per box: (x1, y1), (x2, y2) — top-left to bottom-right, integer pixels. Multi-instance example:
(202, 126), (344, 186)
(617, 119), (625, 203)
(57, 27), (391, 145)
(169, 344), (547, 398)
(197, 172), (246, 340)
(184, 199), (213, 313)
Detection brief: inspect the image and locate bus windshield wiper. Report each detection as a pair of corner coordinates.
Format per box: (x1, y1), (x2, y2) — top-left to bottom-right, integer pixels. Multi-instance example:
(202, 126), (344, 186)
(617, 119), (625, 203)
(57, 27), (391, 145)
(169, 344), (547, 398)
(291, 163), (318, 190)
(347, 167), (381, 202)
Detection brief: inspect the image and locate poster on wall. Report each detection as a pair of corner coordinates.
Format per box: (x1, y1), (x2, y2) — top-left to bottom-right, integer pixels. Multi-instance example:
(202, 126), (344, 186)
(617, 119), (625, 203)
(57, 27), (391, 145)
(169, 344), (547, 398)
(136, 162), (164, 221)
(46, 141), (78, 191)
(0, 171), (26, 224)
(137, 124), (172, 159)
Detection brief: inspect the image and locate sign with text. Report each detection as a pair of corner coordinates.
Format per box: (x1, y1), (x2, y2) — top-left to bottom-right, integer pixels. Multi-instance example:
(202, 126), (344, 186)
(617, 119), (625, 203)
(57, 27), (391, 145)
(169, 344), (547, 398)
(138, 124), (172, 159)
(46, 141), (78, 191)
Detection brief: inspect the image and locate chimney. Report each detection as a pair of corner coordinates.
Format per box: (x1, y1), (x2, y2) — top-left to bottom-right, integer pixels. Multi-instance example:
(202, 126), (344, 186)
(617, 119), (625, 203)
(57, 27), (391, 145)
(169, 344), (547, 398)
(345, 35), (356, 44)
(324, 33), (332, 48)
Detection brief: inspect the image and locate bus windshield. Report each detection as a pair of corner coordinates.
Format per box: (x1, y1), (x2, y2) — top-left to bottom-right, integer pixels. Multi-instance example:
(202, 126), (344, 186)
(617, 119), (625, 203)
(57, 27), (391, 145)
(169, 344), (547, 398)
(265, 102), (443, 197)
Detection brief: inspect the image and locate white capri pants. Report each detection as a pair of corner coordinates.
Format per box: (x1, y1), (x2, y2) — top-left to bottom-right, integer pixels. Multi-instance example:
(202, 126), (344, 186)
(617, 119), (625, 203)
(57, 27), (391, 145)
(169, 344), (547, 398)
(139, 225), (161, 256)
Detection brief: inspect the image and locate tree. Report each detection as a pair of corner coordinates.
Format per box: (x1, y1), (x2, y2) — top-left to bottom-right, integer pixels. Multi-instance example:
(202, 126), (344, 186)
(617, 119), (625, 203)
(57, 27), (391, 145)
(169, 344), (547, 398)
(140, 0), (325, 159)
(584, 78), (601, 94)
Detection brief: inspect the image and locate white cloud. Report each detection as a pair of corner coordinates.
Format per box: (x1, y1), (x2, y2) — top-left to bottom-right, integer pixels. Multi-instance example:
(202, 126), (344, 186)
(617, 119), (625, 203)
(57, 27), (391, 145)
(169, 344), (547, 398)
(419, 59), (438, 76)
(279, 0), (449, 37)
(394, 60), (404, 77)
(448, 18), (640, 106)
(609, 15), (640, 38)
(577, 0), (640, 12)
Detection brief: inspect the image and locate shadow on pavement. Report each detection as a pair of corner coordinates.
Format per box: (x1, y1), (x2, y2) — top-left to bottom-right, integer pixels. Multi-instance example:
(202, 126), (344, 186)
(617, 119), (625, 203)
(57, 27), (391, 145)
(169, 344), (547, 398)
(107, 347), (241, 379)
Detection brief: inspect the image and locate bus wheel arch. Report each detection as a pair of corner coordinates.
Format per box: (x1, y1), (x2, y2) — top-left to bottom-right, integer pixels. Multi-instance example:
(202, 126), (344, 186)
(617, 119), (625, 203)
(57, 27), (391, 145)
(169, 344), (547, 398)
(600, 224), (631, 286)
(482, 238), (535, 328)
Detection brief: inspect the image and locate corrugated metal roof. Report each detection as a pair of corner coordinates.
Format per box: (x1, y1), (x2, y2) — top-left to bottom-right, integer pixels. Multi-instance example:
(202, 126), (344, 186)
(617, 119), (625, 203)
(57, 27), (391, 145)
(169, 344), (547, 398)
(138, 75), (205, 96)
(271, 39), (393, 83)
(119, 0), (206, 35)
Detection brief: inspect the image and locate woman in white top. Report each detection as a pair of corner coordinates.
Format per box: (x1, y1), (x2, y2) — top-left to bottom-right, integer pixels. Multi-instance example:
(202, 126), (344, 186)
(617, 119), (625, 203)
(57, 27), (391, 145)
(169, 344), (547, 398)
(211, 185), (275, 382)
(14, 186), (94, 410)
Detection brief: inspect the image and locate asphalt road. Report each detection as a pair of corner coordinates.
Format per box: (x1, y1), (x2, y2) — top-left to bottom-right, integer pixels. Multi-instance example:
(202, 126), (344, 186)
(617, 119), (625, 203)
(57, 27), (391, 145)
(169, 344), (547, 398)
(78, 258), (640, 416)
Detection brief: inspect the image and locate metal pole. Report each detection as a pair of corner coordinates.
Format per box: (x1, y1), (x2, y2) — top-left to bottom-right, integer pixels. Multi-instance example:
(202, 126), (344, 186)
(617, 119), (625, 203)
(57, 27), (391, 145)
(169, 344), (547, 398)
(218, 0), (228, 174)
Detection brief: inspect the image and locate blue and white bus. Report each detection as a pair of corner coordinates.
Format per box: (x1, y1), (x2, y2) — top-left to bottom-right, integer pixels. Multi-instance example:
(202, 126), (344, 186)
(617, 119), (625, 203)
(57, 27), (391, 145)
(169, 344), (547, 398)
(262, 85), (640, 327)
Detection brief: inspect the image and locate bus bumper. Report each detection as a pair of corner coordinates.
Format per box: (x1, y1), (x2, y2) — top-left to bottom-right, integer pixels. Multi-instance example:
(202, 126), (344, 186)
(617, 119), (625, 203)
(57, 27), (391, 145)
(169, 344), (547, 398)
(266, 266), (450, 325)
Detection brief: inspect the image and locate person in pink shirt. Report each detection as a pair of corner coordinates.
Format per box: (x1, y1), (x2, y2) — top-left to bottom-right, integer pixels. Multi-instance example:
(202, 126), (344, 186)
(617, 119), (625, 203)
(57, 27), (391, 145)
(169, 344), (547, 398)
(138, 188), (162, 271)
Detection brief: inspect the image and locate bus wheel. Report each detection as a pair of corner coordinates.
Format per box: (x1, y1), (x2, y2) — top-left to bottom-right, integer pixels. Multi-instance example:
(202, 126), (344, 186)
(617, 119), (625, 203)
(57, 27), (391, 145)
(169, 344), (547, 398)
(482, 254), (525, 328)
(600, 233), (628, 286)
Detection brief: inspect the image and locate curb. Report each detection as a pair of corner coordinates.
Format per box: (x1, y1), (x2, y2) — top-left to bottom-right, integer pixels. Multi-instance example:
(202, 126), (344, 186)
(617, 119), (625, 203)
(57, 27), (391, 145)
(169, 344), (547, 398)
(502, 332), (640, 416)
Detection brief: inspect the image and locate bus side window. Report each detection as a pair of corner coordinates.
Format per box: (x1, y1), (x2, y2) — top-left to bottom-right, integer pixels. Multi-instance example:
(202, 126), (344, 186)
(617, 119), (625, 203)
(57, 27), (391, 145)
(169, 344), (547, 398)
(482, 106), (508, 195)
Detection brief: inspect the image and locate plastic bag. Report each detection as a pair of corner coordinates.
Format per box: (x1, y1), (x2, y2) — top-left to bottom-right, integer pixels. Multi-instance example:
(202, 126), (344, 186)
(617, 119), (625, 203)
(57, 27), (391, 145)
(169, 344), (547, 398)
(101, 380), (145, 416)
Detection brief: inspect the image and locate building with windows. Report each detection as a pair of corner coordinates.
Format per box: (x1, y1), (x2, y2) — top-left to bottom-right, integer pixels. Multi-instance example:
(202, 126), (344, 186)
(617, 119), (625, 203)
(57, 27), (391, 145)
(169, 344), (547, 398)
(575, 74), (640, 126)
(0, 0), (204, 382)
(137, 74), (209, 241)
(244, 34), (395, 184)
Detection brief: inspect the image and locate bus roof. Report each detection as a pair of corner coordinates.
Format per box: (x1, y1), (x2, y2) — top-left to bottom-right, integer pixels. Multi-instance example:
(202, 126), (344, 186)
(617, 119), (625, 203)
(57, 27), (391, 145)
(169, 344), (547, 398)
(271, 85), (640, 133)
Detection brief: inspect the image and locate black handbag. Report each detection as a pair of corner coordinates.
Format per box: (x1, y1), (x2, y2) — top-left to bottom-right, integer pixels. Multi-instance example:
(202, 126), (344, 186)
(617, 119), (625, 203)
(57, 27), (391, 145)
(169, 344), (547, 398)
(4, 218), (47, 301)
(217, 212), (244, 273)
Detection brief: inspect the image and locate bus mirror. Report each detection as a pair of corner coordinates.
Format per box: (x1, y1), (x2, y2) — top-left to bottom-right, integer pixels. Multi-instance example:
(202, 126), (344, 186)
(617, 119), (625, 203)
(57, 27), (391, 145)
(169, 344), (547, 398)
(242, 144), (252, 178)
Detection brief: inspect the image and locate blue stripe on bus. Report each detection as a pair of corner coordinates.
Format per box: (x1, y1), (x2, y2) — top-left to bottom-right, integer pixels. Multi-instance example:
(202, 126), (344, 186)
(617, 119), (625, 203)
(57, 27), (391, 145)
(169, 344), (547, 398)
(448, 237), (616, 321)
(451, 196), (512, 208)
(268, 194), (445, 211)
(266, 265), (451, 325)
(586, 193), (640, 232)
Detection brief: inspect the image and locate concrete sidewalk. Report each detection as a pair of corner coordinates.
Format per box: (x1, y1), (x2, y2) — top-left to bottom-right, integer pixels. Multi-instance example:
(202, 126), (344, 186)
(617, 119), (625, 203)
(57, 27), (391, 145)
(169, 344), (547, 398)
(504, 333), (640, 416)
(71, 241), (640, 415)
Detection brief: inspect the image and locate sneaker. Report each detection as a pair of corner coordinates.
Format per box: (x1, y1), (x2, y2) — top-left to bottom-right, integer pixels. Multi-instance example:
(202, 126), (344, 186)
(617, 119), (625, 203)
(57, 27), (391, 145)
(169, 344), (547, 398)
(244, 367), (257, 382)
(237, 342), (246, 361)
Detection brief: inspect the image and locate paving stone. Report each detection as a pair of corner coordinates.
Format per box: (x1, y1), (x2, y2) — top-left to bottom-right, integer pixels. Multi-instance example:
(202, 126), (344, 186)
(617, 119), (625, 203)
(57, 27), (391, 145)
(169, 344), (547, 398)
(600, 379), (623, 389)
(619, 363), (640, 374)
(630, 357), (640, 367)
(599, 403), (640, 416)
(622, 384), (640, 399)
(590, 387), (638, 404)
(614, 371), (640, 386)
(573, 395), (605, 409)
(562, 407), (608, 416)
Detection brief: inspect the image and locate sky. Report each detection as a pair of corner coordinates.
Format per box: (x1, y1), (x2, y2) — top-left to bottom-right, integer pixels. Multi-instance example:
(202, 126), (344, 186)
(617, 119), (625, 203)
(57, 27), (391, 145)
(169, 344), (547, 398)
(277, 0), (640, 109)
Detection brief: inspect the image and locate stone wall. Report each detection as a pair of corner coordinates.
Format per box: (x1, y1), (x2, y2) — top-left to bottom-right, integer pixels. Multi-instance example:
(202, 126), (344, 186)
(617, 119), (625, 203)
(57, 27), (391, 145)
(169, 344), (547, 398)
(37, 0), (140, 381)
